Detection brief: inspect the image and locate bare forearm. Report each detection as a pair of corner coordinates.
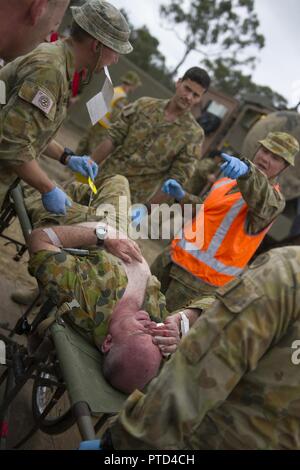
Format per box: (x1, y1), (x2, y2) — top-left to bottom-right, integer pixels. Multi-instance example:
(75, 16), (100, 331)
(12, 160), (55, 194)
(92, 137), (115, 164)
(44, 140), (64, 161)
(29, 223), (99, 254)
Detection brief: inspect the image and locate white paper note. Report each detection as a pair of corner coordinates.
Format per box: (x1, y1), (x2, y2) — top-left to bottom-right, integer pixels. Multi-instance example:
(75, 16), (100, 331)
(86, 66), (114, 125)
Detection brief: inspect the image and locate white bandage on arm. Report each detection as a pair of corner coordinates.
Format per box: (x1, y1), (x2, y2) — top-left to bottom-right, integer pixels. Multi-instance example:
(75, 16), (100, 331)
(180, 311), (190, 337)
(42, 228), (63, 248)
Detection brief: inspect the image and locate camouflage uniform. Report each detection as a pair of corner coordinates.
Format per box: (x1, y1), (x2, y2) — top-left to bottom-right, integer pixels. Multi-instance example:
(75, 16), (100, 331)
(29, 248), (168, 350)
(95, 97), (204, 204)
(76, 96), (128, 155)
(109, 246), (300, 449)
(0, 0), (133, 210)
(23, 174), (131, 233)
(152, 158), (286, 311)
(0, 39), (75, 209)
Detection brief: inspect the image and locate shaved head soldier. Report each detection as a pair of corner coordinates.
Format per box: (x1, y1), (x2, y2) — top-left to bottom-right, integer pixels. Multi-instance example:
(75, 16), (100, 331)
(0, 0), (70, 62)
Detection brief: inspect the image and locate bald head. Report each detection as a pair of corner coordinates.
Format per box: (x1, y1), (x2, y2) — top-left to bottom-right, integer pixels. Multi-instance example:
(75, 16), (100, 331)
(0, 0), (69, 61)
(102, 335), (162, 394)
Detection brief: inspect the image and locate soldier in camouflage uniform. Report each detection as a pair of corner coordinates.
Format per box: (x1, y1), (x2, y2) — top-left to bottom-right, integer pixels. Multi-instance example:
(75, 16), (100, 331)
(242, 110), (300, 240)
(76, 70), (142, 155)
(102, 245), (300, 449)
(92, 67), (211, 204)
(28, 220), (175, 393)
(0, 0), (132, 215)
(152, 132), (300, 311)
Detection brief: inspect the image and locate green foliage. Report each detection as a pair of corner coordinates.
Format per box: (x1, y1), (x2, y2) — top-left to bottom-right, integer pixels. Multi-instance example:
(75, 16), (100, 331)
(120, 4), (287, 108)
(120, 9), (173, 90)
(160, 0), (265, 76)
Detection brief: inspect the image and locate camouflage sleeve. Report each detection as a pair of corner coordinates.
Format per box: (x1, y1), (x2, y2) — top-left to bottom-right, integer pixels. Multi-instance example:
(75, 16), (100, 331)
(0, 64), (62, 166)
(237, 159), (286, 234)
(107, 99), (139, 147)
(168, 128), (204, 186)
(110, 97), (128, 124)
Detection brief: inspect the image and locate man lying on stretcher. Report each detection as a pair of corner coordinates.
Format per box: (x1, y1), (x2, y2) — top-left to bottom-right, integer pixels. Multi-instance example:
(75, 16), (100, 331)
(28, 222), (209, 394)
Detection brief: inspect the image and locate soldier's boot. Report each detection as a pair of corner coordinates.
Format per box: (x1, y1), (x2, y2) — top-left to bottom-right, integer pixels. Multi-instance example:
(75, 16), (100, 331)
(11, 286), (41, 306)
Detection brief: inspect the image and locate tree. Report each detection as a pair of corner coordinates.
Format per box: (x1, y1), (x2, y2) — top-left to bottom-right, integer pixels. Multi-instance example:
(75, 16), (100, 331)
(160, 0), (265, 77)
(207, 58), (288, 109)
(120, 9), (173, 89)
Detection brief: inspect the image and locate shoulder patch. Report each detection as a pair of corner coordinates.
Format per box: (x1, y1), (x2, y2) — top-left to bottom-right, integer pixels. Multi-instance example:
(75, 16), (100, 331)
(32, 90), (53, 115)
(18, 80), (56, 121)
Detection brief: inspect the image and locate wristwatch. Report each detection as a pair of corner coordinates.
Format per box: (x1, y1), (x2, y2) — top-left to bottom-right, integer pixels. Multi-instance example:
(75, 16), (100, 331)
(95, 224), (108, 246)
(59, 147), (74, 165)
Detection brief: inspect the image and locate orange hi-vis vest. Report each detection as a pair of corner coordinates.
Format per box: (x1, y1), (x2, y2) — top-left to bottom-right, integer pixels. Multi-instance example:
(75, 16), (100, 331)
(171, 177), (280, 287)
(98, 86), (127, 129)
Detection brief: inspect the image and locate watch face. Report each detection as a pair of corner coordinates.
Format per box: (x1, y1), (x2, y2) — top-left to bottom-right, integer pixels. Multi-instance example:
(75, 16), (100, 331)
(96, 225), (107, 240)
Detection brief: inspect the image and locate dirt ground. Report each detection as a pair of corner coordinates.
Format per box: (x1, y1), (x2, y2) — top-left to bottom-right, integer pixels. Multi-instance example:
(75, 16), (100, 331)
(0, 121), (164, 449)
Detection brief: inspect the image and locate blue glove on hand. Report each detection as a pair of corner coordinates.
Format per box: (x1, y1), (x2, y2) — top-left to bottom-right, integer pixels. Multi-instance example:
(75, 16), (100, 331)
(78, 439), (102, 450)
(67, 156), (98, 180)
(42, 187), (72, 215)
(161, 179), (185, 200)
(131, 205), (148, 227)
(220, 153), (249, 179)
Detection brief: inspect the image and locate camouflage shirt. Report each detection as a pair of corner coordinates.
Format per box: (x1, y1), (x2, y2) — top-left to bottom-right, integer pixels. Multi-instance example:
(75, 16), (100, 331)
(29, 248), (168, 349)
(0, 39), (75, 208)
(96, 97), (204, 203)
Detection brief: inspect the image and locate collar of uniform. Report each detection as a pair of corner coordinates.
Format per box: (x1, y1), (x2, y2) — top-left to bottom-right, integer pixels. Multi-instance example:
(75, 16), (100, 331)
(164, 99), (195, 127)
(62, 39), (76, 83)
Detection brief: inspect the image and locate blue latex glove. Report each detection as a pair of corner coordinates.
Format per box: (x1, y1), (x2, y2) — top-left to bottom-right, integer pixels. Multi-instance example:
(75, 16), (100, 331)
(220, 153), (249, 179)
(78, 439), (101, 450)
(42, 187), (72, 215)
(161, 179), (185, 200)
(131, 205), (148, 227)
(67, 155), (98, 180)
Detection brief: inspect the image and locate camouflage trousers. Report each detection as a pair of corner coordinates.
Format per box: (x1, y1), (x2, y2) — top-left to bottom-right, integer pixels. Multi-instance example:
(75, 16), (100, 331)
(110, 246), (300, 449)
(151, 247), (218, 311)
(23, 175), (131, 233)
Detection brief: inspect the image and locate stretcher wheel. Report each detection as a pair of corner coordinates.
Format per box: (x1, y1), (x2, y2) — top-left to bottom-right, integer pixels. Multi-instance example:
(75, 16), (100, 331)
(31, 368), (75, 435)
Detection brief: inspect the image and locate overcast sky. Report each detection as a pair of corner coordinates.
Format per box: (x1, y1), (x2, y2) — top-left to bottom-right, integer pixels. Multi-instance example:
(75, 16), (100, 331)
(112, 0), (300, 106)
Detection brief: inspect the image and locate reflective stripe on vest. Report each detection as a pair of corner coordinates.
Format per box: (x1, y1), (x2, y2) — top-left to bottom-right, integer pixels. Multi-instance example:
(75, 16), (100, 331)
(171, 178), (280, 286)
(98, 86), (127, 129)
(178, 197), (246, 278)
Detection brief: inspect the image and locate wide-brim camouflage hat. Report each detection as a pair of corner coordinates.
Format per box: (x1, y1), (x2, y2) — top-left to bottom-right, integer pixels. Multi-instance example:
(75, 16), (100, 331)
(71, 0), (133, 55)
(121, 70), (142, 87)
(259, 131), (300, 166)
